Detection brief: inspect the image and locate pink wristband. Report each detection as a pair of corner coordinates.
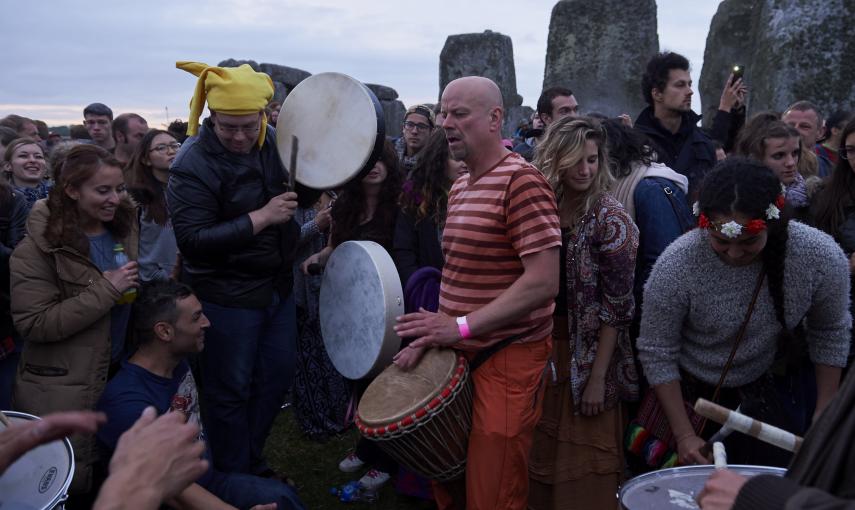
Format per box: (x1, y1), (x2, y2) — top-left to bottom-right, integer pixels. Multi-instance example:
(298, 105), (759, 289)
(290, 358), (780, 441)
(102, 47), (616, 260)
(456, 316), (473, 339)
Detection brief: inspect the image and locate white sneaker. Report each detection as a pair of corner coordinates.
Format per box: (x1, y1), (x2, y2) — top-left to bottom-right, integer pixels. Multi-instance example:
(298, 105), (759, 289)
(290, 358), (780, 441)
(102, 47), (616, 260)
(338, 452), (365, 473)
(358, 468), (391, 491)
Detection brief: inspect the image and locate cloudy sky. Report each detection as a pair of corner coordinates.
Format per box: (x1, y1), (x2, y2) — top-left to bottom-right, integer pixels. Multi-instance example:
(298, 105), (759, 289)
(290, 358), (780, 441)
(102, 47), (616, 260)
(0, 1), (719, 127)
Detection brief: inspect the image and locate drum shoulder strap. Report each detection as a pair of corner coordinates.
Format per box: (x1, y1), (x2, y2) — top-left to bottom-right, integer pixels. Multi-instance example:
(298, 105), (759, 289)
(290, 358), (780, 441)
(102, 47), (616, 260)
(469, 334), (521, 372)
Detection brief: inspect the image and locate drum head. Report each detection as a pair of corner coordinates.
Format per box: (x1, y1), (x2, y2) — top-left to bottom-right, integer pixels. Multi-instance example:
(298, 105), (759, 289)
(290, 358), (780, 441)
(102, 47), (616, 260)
(0, 411), (74, 510)
(358, 348), (457, 426)
(619, 465), (786, 510)
(320, 241), (403, 380)
(277, 72), (385, 190)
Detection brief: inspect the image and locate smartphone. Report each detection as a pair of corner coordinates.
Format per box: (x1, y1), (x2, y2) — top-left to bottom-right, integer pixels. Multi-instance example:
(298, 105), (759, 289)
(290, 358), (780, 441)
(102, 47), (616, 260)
(731, 65), (745, 85)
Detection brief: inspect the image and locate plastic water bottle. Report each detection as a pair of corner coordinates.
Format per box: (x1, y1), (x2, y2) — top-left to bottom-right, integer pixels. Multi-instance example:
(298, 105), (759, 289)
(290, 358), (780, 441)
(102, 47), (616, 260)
(113, 244), (137, 304)
(329, 480), (378, 503)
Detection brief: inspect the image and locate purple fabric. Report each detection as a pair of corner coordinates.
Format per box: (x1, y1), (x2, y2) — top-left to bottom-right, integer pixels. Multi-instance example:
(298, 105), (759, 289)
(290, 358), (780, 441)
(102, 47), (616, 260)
(403, 267), (441, 314)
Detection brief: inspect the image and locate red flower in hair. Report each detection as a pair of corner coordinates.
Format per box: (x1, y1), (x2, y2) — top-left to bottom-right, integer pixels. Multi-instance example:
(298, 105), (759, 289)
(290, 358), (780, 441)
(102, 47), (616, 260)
(775, 195), (785, 209)
(698, 213), (710, 229)
(745, 219), (767, 235)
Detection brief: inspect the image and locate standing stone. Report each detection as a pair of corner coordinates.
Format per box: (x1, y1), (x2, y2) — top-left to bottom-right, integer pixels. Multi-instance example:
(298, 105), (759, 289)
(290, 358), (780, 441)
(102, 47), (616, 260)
(439, 30), (525, 136)
(366, 84), (406, 139)
(543, 0), (659, 117)
(698, 0), (759, 127)
(700, 0), (855, 122)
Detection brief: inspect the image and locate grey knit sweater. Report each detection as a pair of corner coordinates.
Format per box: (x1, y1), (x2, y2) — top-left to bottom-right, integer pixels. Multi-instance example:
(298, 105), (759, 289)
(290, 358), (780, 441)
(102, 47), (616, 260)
(638, 221), (851, 387)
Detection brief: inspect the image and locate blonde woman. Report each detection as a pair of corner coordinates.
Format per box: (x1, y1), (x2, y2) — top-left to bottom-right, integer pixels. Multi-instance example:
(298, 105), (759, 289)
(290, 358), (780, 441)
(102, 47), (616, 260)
(528, 117), (639, 510)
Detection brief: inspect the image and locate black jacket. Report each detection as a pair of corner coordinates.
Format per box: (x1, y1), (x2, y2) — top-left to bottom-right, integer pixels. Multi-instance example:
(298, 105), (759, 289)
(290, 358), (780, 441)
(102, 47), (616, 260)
(635, 107), (716, 201)
(167, 118), (299, 308)
(392, 210), (444, 287)
(0, 190), (28, 342)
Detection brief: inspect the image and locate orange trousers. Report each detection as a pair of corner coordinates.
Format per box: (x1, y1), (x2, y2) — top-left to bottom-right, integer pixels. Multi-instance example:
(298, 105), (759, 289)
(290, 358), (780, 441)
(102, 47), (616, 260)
(434, 337), (550, 510)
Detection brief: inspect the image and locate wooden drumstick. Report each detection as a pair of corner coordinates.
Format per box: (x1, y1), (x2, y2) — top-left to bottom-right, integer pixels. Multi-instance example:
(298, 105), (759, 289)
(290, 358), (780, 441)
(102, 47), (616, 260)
(0, 410), (11, 427)
(288, 135), (299, 191)
(695, 398), (803, 453)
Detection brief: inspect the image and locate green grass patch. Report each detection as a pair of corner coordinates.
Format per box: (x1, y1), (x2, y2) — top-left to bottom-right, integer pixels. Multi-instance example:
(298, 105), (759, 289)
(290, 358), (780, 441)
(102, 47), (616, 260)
(264, 408), (436, 509)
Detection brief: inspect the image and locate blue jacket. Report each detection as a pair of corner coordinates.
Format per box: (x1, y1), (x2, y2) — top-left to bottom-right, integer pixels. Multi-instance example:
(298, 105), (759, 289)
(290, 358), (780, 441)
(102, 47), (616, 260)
(633, 176), (694, 306)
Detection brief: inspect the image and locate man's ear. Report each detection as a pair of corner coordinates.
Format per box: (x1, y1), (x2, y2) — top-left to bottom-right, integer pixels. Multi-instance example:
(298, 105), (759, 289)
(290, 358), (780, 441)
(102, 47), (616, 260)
(153, 321), (173, 342)
(651, 87), (664, 103)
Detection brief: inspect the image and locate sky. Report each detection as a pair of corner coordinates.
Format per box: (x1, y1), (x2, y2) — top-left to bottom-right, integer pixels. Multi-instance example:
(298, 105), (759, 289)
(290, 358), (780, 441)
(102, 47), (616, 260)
(0, 0), (720, 128)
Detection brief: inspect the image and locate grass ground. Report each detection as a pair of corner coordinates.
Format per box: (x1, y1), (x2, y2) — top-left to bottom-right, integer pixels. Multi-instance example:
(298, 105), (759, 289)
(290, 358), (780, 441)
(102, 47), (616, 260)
(263, 407), (436, 509)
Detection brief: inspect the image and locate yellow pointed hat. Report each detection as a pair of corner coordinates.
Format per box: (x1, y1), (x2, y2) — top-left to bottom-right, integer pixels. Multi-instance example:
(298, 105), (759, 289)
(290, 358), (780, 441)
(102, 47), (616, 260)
(176, 61), (274, 148)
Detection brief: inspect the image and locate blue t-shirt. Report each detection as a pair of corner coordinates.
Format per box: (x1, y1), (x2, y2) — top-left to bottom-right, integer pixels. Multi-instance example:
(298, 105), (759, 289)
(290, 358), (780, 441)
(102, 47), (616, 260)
(96, 360), (213, 487)
(87, 231), (132, 361)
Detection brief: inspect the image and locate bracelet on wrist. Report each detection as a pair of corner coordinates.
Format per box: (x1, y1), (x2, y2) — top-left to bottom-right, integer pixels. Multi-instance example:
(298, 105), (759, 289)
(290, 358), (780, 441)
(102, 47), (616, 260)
(456, 316), (473, 340)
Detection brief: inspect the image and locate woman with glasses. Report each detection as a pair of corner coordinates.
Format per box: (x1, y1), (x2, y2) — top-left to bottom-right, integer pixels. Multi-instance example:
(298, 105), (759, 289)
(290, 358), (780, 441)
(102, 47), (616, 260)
(2, 137), (52, 210)
(126, 129), (181, 282)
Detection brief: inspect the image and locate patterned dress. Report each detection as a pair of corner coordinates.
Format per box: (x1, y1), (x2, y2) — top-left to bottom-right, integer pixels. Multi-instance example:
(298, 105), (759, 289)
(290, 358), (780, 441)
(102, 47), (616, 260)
(292, 206), (351, 438)
(529, 193), (639, 510)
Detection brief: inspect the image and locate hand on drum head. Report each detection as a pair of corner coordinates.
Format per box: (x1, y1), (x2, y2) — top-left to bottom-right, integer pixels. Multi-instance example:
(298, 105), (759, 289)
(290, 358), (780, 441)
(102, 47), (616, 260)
(392, 344), (427, 371)
(0, 410), (106, 475)
(394, 308), (460, 349)
(95, 406), (208, 509)
(696, 469), (749, 510)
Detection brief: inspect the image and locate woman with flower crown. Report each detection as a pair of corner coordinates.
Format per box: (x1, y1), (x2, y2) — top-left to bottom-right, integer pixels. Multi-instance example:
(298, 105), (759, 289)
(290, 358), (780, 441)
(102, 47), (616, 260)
(637, 157), (850, 468)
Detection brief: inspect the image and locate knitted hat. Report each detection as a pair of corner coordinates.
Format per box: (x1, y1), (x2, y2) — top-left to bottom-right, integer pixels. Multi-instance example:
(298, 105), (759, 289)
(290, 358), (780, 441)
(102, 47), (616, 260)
(176, 61), (274, 148)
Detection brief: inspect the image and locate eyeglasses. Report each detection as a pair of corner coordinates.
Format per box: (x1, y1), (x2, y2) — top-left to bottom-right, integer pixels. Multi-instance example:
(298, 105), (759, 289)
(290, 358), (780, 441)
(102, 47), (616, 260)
(215, 122), (260, 135)
(840, 146), (855, 161)
(150, 142), (182, 153)
(403, 121), (431, 132)
(84, 119), (110, 127)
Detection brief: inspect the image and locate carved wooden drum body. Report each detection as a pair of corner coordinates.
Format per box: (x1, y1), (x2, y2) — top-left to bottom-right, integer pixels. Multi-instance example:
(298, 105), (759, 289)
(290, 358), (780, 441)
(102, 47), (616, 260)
(356, 348), (473, 482)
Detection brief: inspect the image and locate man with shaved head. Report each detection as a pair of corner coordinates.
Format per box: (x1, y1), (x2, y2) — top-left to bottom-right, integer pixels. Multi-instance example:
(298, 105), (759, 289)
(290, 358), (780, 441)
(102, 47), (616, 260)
(394, 76), (561, 509)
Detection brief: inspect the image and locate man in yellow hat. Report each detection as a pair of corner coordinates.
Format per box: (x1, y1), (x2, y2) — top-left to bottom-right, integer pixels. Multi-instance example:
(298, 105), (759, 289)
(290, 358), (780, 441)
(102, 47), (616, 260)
(167, 61), (300, 479)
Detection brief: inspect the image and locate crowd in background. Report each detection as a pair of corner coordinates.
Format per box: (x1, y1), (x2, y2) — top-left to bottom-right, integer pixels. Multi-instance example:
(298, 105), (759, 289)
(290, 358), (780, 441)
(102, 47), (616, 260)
(0, 48), (854, 510)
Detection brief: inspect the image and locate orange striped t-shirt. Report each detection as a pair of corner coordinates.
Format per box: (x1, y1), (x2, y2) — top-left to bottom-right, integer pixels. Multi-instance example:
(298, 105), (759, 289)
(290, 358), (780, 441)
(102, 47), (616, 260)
(440, 152), (561, 351)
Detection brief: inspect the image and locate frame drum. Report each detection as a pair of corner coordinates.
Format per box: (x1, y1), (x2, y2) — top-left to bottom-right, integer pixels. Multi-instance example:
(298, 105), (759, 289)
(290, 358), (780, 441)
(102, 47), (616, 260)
(0, 411), (75, 509)
(320, 241), (403, 380)
(276, 72), (385, 190)
(619, 465), (786, 510)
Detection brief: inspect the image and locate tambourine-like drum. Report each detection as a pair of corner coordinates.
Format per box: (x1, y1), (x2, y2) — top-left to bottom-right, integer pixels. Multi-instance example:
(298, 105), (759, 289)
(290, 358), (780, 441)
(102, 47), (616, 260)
(356, 348), (473, 482)
(320, 240), (403, 380)
(276, 72), (385, 190)
(619, 465), (786, 509)
(0, 411), (75, 509)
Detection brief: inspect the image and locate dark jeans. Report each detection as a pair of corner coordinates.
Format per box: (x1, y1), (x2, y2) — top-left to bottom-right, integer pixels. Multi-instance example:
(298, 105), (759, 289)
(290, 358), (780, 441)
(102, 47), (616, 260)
(205, 469), (305, 510)
(200, 292), (297, 474)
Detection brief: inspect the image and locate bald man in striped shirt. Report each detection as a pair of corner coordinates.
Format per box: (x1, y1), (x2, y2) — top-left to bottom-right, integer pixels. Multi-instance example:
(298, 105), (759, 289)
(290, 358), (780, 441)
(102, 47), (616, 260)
(394, 76), (561, 510)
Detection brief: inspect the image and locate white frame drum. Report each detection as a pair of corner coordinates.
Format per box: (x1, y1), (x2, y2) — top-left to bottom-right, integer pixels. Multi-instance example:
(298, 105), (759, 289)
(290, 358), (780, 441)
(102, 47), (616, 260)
(0, 410), (75, 510)
(320, 240), (404, 380)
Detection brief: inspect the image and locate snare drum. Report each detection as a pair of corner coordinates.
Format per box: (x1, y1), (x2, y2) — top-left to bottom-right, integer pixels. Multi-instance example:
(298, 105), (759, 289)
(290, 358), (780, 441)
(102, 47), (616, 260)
(320, 240), (403, 380)
(356, 348), (473, 482)
(619, 465), (786, 510)
(0, 411), (75, 510)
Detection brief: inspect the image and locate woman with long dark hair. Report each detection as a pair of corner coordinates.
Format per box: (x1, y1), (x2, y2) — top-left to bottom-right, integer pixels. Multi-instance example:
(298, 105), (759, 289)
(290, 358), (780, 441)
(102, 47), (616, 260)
(811, 118), (855, 367)
(126, 129), (181, 282)
(393, 129), (467, 286)
(528, 117), (639, 509)
(10, 144), (139, 496)
(638, 158), (850, 468)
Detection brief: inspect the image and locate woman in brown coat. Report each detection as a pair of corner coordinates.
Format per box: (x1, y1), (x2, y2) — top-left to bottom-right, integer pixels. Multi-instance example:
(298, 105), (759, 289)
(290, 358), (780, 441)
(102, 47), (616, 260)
(10, 144), (139, 495)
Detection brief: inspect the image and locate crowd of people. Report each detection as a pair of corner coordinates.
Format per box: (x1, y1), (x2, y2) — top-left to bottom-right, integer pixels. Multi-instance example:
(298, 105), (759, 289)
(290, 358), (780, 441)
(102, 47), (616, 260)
(0, 49), (854, 510)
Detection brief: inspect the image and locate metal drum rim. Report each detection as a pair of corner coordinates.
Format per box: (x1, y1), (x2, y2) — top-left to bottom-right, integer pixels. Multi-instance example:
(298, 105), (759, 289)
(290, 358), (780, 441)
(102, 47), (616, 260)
(1, 410), (75, 510)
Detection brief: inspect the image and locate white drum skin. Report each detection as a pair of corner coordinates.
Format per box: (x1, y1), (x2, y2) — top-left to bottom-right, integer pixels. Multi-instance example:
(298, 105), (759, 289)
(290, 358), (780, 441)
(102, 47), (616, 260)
(0, 411), (75, 510)
(276, 72), (382, 190)
(320, 241), (404, 380)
